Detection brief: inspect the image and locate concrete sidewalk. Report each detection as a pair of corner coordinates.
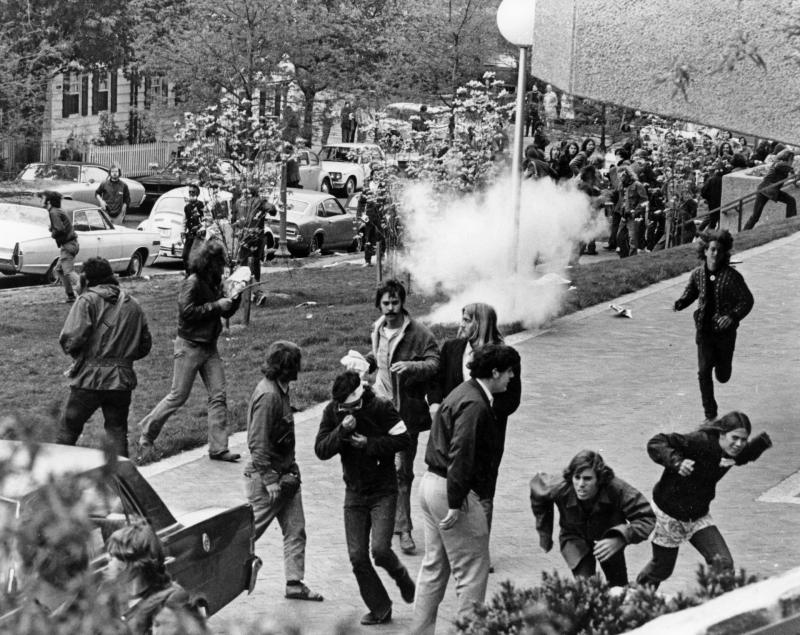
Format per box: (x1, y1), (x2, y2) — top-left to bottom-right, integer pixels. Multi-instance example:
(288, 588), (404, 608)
(141, 232), (800, 634)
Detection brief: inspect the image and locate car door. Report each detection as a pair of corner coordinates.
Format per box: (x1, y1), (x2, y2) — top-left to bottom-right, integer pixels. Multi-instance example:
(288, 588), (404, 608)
(70, 210), (100, 262)
(85, 208), (124, 268)
(297, 150), (322, 191)
(319, 198), (352, 248)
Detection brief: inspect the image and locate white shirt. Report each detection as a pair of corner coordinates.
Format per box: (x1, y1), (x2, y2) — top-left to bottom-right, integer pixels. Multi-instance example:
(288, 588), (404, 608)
(475, 378), (494, 407)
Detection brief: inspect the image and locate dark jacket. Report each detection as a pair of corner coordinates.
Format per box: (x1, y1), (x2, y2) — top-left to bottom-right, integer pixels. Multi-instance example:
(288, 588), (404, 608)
(428, 338), (521, 498)
(674, 264), (753, 334)
(315, 387), (410, 495)
(529, 474), (655, 569)
(758, 160), (795, 200)
(647, 428), (772, 521)
(425, 379), (495, 508)
(95, 179), (130, 218)
(59, 284), (152, 391)
(177, 274), (240, 344)
(367, 314), (439, 433)
(183, 200), (205, 238)
(48, 208), (77, 246)
(245, 377), (298, 482)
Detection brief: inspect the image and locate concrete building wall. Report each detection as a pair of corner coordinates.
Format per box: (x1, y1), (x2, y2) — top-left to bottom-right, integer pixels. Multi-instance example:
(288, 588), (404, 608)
(530, 0), (800, 144)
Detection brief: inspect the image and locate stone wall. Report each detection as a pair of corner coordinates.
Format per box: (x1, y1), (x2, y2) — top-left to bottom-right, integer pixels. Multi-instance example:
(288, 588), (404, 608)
(529, 0), (800, 144)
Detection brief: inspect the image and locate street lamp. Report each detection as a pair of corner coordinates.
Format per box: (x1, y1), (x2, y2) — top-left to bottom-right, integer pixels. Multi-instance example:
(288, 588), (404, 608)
(497, 0), (535, 273)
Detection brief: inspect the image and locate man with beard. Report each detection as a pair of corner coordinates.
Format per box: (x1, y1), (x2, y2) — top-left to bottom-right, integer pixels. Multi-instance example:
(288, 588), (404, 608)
(95, 165), (131, 223)
(136, 240), (241, 463)
(244, 341), (324, 602)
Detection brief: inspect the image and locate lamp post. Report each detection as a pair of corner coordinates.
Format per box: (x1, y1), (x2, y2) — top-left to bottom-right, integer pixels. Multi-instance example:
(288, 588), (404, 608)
(272, 54), (295, 258)
(496, 0), (535, 274)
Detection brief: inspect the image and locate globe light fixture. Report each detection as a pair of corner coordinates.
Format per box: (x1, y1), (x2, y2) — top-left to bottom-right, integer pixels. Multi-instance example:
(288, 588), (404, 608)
(497, 0), (535, 274)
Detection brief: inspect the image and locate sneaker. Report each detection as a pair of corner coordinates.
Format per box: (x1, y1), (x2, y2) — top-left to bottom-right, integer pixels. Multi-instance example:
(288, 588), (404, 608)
(361, 608), (392, 625)
(396, 568), (415, 603)
(398, 531), (416, 555)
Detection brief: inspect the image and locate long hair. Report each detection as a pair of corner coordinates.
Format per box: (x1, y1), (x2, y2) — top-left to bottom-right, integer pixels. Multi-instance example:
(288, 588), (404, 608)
(695, 228), (733, 266)
(188, 240), (226, 283)
(261, 340), (302, 381)
(562, 450), (615, 486)
(701, 410), (751, 435)
(107, 519), (171, 590)
(457, 303), (503, 347)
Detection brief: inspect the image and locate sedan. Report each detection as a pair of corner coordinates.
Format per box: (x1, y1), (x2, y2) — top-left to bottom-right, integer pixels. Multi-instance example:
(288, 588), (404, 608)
(319, 143), (386, 196)
(0, 441), (261, 617)
(267, 189), (361, 257)
(0, 196), (160, 280)
(15, 162), (147, 212)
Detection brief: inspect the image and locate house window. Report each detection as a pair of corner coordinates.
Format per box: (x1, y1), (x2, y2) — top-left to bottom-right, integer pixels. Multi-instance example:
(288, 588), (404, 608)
(92, 73), (109, 114)
(61, 73), (80, 118)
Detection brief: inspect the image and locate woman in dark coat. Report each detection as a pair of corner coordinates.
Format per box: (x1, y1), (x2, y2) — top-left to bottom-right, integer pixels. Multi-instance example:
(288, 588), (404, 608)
(428, 302), (521, 535)
(530, 450), (655, 587)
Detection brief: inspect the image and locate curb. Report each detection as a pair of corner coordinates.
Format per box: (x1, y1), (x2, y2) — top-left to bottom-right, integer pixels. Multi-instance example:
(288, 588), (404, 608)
(140, 230), (800, 475)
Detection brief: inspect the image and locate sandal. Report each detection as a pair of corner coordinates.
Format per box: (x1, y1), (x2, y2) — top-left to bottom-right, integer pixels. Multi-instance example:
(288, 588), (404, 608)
(285, 583), (324, 602)
(209, 450), (241, 462)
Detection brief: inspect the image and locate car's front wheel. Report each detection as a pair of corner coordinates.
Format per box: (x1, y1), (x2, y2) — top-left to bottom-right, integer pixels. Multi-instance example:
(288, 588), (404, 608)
(320, 178), (332, 193)
(344, 177), (356, 197)
(124, 250), (145, 277)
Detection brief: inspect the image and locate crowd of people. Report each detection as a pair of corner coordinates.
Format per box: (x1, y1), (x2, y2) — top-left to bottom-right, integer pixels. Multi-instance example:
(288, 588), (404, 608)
(39, 214), (775, 633)
(521, 113), (798, 258)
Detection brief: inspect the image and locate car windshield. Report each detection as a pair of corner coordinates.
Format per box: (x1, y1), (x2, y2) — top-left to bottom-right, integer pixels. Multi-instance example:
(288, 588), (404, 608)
(152, 197), (188, 215)
(320, 147), (358, 163)
(18, 164), (80, 182)
(0, 204), (49, 227)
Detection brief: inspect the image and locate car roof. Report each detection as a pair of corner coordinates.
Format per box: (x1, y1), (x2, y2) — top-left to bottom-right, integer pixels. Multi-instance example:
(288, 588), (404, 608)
(0, 190), (98, 211)
(284, 189), (335, 204)
(0, 440), (126, 499)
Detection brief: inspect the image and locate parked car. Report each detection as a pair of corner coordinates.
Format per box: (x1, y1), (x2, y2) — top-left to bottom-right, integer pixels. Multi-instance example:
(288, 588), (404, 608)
(267, 189), (361, 257)
(15, 162), (147, 213)
(136, 186), (235, 261)
(319, 143), (386, 196)
(131, 150), (332, 210)
(0, 441), (261, 617)
(0, 195), (160, 280)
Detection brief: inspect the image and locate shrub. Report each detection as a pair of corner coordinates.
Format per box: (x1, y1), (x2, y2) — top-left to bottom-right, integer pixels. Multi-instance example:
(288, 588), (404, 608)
(456, 566), (758, 635)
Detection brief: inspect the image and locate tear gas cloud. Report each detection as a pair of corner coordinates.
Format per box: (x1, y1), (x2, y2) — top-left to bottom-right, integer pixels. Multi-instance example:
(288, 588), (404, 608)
(398, 177), (606, 328)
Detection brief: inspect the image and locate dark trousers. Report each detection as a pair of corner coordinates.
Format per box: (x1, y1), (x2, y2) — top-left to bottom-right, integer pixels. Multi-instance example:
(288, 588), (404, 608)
(744, 191), (797, 230)
(57, 388), (132, 457)
(697, 330), (737, 420)
(182, 235), (195, 271)
(394, 429), (419, 534)
(362, 222), (382, 264)
(345, 489), (408, 615)
(607, 212), (621, 249)
(571, 541), (629, 587)
(636, 525), (733, 589)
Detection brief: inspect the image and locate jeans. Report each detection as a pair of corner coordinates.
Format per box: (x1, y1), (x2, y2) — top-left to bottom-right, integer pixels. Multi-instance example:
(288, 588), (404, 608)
(57, 388), (132, 457)
(410, 472), (489, 635)
(394, 429), (419, 534)
(744, 191), (797, 230)
(244, 472), (307, 582)
(571, 543), (629, 586)
(138, 337), (230, 455)
(696, 330), (737, 420)
(636, 525), (733, 589)
(617, 216), (643, 257)
(344, 489), (408, 615)
(57, 240), (80, 299)
(607, 212), (620, 249)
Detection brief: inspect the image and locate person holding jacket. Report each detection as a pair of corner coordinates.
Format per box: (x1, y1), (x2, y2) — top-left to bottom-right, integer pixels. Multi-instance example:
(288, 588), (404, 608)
(43, 190), (80, 303)
(136, 241), (241, 463)
(530, 450), (655, 587)
(427, 303), (521, 548)
(244, 340), (324, 603)
(57, 258), (152, 458)
(636, 412), (772, 588)
(674, 229), (754, 423)
(315, 371), (415, 626)
(362, 278), (440, 556)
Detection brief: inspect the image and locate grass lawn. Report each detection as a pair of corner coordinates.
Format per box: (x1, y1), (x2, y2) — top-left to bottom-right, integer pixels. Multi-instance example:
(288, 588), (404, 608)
(1, 217), (797, 461)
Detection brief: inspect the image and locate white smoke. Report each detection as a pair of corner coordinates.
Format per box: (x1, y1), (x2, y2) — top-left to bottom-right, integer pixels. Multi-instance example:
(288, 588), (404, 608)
(398, 176), (605, 328)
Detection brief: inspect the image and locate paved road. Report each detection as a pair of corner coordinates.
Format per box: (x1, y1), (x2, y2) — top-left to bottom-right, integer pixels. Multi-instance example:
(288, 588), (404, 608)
(140, 232), (800, 634)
